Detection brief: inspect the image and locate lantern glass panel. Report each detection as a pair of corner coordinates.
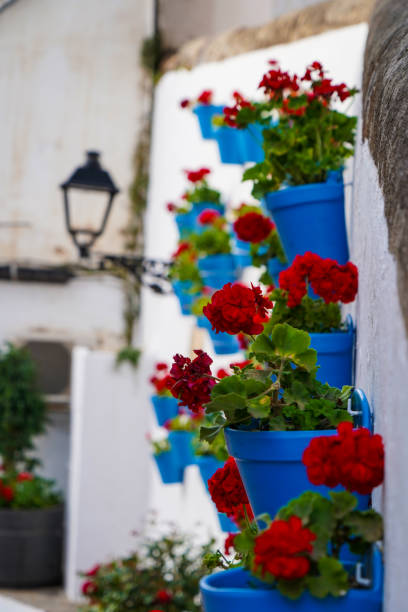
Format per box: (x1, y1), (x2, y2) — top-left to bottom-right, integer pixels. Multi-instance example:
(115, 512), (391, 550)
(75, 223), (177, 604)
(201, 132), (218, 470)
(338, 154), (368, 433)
(66, 188), (112, 236)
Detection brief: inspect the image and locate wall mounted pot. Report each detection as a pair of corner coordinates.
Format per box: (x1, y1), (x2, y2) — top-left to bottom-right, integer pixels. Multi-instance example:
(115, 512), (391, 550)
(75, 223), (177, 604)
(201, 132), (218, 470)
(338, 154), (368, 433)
(168, 430), (196, 468)
(190, 202), (225, 232)
(263, 174), (348, 264)
(150, 395), (179, 427)
(309, 317), (354, 388)
(153, 450), (184, 484)
(175, 211), (195, 237)
(200, 548), (383, 612)
(225, 390), (371, 519)
(196, 456), (238, 533)
(240, 123), (265, 163)
(193, 104), (225, 140)
(0, 504), (64, 587)
(214, 126), (245, 164)
(197, 254), (237, 290)
(200, 317), (240, 355)
(172, 280), (199, 315)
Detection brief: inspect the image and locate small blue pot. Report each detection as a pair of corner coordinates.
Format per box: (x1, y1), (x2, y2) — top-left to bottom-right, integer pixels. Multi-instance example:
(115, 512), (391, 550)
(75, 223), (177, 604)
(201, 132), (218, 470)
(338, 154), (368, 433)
(168, 431), (196, 468)
(241, 123), (265, 163)
(197, 456), (238, 533)
(208, 327), (240, 355)
(193, 104), (225, 140)
(200, 548), (383, 612)
(198, 254), (237, 290)
(310, 320), (354, 388)
(175, 211), (195, 237)
(233, 239), (252, 268)
(150, 395), (179, 427)
(153, 451), (183, 484)
(172, 280), (199, 315)
(190, 202), (225, 232)
(225, 389), (371, 519)
(214, 126), (245, 164)
(263, 175), (348, 264)
(267, 257), (288, 284)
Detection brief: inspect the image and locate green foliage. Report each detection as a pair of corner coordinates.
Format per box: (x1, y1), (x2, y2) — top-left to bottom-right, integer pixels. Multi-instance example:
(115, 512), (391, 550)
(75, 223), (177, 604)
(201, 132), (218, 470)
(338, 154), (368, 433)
(185, 184), (221, 205)
(166, 414), (200, 433)
(191, 295), (211, 317)
(193, 430), (228, 462)
(250, 230), (287, 275)
(80, 529), (215, 612)
(150, 438), (171, 456)
(201, 324), (352, 441)
(169, 256), (202, 285)
(190, 227), (231, 256)
(0, 473), (62, 509)
(243, 102), (357, 199)
(0, 344), (47, 471)
(115, 346), (141, 369)
(265, 289), (343, 333)
(140, 31), (163, 76)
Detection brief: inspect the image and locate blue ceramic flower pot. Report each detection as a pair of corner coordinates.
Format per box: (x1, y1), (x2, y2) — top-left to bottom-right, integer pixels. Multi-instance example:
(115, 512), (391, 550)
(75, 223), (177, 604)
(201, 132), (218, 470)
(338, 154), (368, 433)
(198, 254), (237, 290)
(263, 174), (349, 264)
(193, 104), (225, 140)
(200, 548), (383, 612)
(196, 456), (238, 533)
(172, 280), (199, 315)
(153, 451), (183, 484)
(175, 211), (195, 237)
(241, 123), (265, 163)
(168, 431), (196, 468)
(150, 395), (179, 427)
(267, 257), (288, 284)
(225, 389), (371, 519)
(214, 126), (246, 164)
(310, 319), (354, 388)
(208, 327), (240, 355)
(232, 239), (252, 268)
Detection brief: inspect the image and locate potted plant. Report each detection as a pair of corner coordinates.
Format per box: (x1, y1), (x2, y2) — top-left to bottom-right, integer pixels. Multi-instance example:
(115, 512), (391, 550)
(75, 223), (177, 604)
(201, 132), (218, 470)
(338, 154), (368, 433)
(80, 528), (216, 611)
(232, 208), (287, 281)
(192, 294), (240, 355)
(149, 362), (179, 426)
(200, 424), (384, 611)
(266, 252), (359, 387)
(190, 209), (237, 290)
(149, 436), (183, 484)
(169, 241), (202, 315)
(240, 61), (357, 264)
(0, 343), (63, 587)
(180, 90), (224, 140)
(168, 284), (369, 518)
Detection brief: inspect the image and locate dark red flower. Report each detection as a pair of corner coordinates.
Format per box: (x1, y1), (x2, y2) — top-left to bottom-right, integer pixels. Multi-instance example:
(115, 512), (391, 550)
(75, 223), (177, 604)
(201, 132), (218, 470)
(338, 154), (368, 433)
(85, 564), (101, 577)
(166, 202), (177, 212)
(17, 472), (34, 482)
(224, 533), (237, 555)
(172, 241), (193, 259)
(208, 457), (251, 517)
(237, 333), (249, 350)
(223, 92), (255, 128)
(197, 90), (213, 105)
(180, 98), (190, 108)
(259, 65), (299, 99)
(156, 589), (173, 603)
(169, 350), (215, 413)
(1, 485), (14, 502)
(82, 580), (98, 596)
(233, 212), (274, 243)
(198, 209), (221, 225)
(302, 422), (384, 495)
(203, 283), (273, 335)
(185, 167), (211, 183)
(253, 516), (315, 580)
(216, 368), (230, 379)
(156, 362), (168, 371)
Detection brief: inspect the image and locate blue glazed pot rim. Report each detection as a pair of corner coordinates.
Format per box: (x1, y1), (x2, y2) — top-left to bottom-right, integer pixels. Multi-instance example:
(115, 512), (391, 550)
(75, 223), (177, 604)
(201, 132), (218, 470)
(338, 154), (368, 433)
(264, 181), (344, 212)
(193, 104), (225, 115)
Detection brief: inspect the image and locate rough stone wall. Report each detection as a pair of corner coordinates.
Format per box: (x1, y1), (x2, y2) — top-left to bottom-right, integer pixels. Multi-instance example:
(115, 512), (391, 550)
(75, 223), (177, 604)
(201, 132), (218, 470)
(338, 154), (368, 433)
(162, 0), (375, 70)
(363, 0), (408, 335)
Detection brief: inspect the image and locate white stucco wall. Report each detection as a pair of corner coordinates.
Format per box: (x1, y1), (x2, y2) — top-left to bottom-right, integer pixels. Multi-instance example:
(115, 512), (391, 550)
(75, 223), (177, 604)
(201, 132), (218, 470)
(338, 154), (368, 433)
(144, 24), (368, 533)
(350, 126), (408, 611)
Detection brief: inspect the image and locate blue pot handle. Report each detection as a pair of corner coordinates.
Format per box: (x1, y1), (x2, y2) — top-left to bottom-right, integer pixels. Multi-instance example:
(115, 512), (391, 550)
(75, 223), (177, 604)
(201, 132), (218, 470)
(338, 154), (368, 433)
(349, 388), (374, 433)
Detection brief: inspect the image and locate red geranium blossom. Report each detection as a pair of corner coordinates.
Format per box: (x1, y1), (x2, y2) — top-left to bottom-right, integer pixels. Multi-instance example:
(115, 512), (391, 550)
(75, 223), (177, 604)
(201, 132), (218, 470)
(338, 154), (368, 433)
(185, 167), (211, 183)
(223, 91), (255, 128)
(302, 422), (384, 495)
(0, 483), (14, 502)
(171, 241), (194, 259)
(208, 457), (251, 517)
(259, 64), (299, 99)
(233, 212), (274, 243)
(155, 589), (173, 603)
(224, 533), (237, 555)
(203, 283), (273, 335)
(149, 362), (174, 395)
(85, 564), (100, 577)
(180, 98), (190, 108)
(82, 580), (98, 596)
(197, 90), (213, 105)
(169, 350), (215, 413)
(237, 332), (249, 350)
(253, 516), (316, 580)
(17, 472), (34, 482)
(198, 209), (221, 225)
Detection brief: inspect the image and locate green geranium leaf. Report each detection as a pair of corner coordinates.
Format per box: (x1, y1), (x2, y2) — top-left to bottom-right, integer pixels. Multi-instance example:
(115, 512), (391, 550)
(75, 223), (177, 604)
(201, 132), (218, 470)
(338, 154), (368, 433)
(307, 557), (349, 598)
(329, 491), (358, 519)
(249, 333), (277, 362)
(205, 393), (247, 416)
(200, 425), (223, 443)
(247, 396), (271, 419)
(212, 375), (246, 397)
(243, 378), (269, 397)
(271, 324), (317, 371)
(344, 510), (383, 543)
(276, 578), (306, 600)
(233, 530), (256, 554)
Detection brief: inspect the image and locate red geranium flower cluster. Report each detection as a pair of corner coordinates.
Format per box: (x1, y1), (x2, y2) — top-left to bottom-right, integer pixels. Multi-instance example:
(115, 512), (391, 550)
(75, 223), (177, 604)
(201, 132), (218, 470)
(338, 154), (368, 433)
(302, 422), (384, 495)
(203, 283), (273, 335)
(185, 167), (211, 183)
(82, 580), (98, 596)
(224, 532), (237, 555)
(278, 252), (358, 307)
(169, 350), (215, 413)
(259, 60), (300, 99)
(149, 362), (174, 396)
(155, 589), (173, 603)
(301, 62), (351, 102)
(0, 480), (14, 502)
(253, 515), (316, 580)
(171, 241), (196, 260)
(223, 91), (255, 128)
(237, 332), (250, 350)
(179, 89), (213, 109)
(198, 209), (221, 225)
(233, 212), (274, 243)
(208, 457), (252, 521)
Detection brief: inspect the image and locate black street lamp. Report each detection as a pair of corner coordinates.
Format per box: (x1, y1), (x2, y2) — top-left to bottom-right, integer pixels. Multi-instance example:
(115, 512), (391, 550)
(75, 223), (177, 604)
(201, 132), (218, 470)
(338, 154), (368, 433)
(61, 151), (119, 258)
(61, 151), (171, 294)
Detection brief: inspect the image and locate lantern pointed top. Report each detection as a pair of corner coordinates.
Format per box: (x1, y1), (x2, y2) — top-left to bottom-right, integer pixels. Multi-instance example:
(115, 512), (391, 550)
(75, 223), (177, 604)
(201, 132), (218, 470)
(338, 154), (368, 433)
(61, 151), (119, 194)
